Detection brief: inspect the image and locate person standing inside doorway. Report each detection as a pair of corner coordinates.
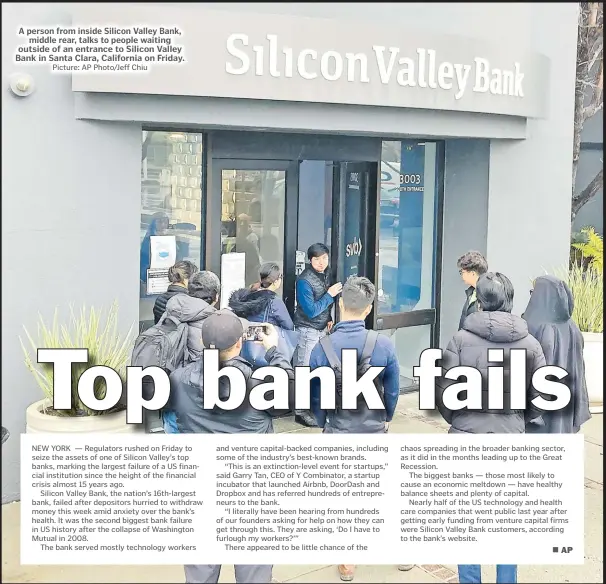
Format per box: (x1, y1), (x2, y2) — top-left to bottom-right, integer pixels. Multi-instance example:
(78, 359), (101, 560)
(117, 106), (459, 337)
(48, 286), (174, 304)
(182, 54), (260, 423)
(293, 243), (342, 427)
(457, 250), (488, 330)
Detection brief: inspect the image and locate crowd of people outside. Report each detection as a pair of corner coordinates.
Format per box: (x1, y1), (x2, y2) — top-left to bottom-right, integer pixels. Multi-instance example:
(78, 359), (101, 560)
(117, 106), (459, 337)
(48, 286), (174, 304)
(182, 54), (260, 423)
(139, 244), (591, 584)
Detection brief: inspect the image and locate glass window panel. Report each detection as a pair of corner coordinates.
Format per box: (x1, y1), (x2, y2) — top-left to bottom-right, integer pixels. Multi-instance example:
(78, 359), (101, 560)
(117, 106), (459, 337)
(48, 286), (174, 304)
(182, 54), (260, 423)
(297, 160), (333, 254)
(341, 168), (368, 280)
(220, 169), (286, 293)
(378, 141), (439, 314)
(140, 130), (204, 329)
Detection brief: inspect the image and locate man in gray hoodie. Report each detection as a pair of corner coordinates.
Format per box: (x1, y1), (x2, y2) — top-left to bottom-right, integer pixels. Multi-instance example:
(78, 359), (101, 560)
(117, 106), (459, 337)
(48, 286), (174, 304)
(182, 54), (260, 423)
(164, 270), (221, 360)
(160, 271), (220, 433)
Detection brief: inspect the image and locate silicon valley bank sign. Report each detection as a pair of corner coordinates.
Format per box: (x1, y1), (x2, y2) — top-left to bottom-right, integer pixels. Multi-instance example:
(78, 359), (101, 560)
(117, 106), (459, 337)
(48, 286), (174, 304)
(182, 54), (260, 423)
(71, 5), (550, 118)
(226, 34), (525, 101)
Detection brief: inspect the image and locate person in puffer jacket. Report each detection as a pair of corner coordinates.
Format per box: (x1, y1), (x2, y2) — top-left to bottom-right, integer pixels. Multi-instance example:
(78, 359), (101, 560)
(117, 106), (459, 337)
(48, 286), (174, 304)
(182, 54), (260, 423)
(437, 271), (546, 434)
(436, 272), (546, 584)
(228, 262), (294, 331)
(164, 270), (220, 361)
(153, 260), (199, 324)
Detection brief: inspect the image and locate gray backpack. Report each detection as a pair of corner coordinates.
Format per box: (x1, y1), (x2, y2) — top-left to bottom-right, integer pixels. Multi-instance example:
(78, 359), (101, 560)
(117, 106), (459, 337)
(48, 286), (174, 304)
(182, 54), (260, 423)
(131, 315), (190, 401)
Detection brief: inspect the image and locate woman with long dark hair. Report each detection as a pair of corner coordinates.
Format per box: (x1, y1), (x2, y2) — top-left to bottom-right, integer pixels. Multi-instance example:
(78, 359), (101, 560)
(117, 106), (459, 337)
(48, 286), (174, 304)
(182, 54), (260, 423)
(228, 262), (293, 330)
(152, 260), (199, 324)
(523, 275), (591, 433)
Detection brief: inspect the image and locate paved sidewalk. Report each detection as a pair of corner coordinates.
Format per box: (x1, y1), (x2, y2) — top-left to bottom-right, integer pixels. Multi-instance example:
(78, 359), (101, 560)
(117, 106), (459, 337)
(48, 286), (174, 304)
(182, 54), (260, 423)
(2, 396), (603, 583)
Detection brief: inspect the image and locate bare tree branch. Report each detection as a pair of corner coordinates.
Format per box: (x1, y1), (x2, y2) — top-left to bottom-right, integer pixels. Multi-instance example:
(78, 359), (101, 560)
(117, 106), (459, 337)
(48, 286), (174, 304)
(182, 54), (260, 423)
(571, 2), (603, 222)
(588, 44), (603, 70)
(572, 168), (604, 219)
(584, 100), (604, 119)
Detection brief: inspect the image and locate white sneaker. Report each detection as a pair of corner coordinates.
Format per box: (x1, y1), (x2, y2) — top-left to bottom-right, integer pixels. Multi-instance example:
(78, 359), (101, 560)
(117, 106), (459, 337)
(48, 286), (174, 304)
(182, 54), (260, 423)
(398, 565), (414, 571)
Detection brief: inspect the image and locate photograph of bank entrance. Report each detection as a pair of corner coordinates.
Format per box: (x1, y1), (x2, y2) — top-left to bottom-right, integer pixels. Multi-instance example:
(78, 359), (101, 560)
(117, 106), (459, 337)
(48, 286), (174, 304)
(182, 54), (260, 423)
(2, 2), (603, 584)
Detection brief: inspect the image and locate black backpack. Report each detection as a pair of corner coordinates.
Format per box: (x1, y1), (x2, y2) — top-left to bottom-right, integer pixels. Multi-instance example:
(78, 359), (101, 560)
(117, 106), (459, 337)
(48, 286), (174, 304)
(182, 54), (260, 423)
(131, 314), (190, 401)
(319, 330), (384, 409)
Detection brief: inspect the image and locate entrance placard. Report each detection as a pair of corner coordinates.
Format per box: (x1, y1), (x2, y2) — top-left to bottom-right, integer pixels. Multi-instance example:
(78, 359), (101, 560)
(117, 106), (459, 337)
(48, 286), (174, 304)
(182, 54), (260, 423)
(220, 252), (246, 308)
(343, 171), (363, 279)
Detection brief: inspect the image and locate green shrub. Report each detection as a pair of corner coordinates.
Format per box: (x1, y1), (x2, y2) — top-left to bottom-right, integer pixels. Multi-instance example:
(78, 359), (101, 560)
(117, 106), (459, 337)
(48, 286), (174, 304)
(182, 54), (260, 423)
(572, 227), (603, 274)
(20, 303), (134, 416)
(555, 264), (604, 334)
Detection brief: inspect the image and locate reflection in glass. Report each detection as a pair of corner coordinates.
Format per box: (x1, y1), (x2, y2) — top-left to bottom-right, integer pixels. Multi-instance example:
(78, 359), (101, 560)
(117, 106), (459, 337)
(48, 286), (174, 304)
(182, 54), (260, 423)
(297, 161), (333, 255)
(221, 170), (286, 293)
(140, 130), (204, 327)
(378, 141), (438, 314)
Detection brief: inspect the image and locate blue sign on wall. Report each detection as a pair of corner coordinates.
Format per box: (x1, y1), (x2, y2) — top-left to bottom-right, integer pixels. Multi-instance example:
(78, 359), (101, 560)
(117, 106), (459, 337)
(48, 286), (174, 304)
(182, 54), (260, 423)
(343, 170), (363, 279)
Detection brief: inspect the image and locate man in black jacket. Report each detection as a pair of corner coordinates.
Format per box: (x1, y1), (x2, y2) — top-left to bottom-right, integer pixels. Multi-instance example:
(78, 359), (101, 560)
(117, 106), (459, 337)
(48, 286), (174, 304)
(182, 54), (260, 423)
(169, 309), (295, 434)
(169, 309), (295, 583)
(456, 251), (488, 330)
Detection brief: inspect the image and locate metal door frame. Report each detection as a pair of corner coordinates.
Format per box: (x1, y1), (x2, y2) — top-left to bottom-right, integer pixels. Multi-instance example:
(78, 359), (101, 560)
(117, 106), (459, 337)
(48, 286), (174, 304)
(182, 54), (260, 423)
(208, 158), (300, 315)
(330, 161), (379, 324)
(370, 140), (446, 350)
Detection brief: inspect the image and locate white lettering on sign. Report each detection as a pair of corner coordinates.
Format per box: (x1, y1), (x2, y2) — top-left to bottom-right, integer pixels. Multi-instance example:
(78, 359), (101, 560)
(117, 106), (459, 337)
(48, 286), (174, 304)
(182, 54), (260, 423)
(225, 34), (524, 100)
(400, 174), (422, 185)
(345, 236), (363, 258)
(473, 58), (525, 97)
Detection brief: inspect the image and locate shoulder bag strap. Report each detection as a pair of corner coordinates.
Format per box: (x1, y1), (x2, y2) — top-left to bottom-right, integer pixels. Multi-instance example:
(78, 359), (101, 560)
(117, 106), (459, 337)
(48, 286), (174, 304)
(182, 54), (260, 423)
(361, 330), (383, 401)
(360, 330), (379, 364)
(319, 336), (342, 373)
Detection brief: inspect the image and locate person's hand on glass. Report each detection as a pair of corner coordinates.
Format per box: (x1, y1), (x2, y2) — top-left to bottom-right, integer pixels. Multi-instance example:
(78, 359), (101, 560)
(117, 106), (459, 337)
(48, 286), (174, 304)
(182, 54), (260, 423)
(328, 282), (343, 297)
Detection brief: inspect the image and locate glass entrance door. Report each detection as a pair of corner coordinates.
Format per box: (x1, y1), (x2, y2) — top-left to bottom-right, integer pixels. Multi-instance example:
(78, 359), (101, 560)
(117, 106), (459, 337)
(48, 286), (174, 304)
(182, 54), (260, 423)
(373, 140), (444, 392)
(209, 160), (299, 314)
(330, 161), (378, 323)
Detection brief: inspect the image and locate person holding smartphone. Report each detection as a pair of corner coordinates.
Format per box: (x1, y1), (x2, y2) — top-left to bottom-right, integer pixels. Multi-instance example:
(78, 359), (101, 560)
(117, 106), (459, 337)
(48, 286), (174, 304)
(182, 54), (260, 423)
(168, 310), (296, 583)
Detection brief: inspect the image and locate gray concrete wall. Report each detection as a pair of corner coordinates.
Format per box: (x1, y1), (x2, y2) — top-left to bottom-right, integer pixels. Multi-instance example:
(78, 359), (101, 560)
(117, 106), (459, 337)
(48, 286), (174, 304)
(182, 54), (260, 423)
(439, 140), (490, 347)
(2, 4), (142, 503)
(574, 148), (604, 234)
(75, 93), (527, 141)
(486, 3), (579, 315)
(574, 111), (604, 235)
(581, 109), (604, 143)
(145, 2), (534, 44)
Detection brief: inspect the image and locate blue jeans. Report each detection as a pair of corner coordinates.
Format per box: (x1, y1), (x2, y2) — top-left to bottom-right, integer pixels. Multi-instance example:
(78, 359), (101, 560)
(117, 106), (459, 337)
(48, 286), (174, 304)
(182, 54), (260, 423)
(458, 565), (517, 583)
(294, 326), (326, 367)
(162, 410), (179, 434)
(293, 326), (326, 417)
